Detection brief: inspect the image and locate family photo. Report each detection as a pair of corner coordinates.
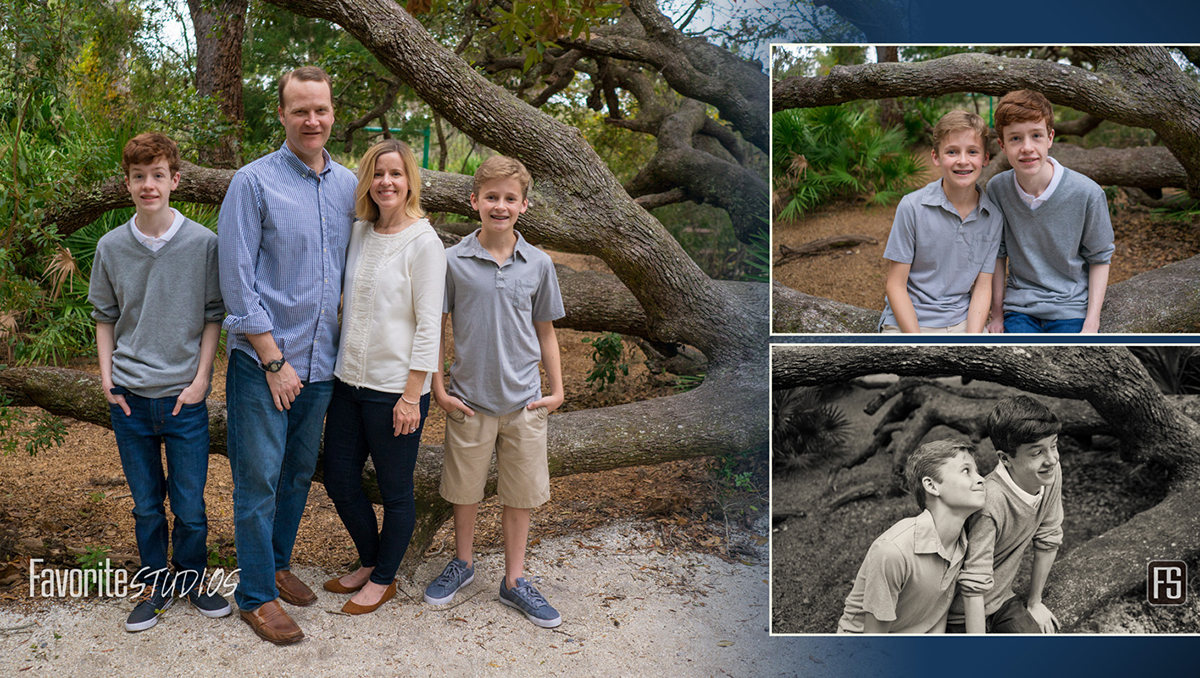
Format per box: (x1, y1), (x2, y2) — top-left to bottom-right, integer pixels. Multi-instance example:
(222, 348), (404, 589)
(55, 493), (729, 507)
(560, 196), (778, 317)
(770, 46), (1200, 334)
(770, 344), (1200, 634)
(0, 0), (782, 674)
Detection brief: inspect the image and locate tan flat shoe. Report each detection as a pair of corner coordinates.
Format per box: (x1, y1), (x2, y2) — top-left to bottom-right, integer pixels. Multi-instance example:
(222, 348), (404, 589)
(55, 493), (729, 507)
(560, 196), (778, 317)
(341, 582), (396, 615)
(324, 576), (365, 594)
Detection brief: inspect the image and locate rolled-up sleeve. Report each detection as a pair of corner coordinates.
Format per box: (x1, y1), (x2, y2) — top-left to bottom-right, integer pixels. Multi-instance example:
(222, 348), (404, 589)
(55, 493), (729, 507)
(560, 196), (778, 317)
(1033, 474), (1065, 551)
(218, 171), (273, 335)
(1080, 187), (1115, 265)
(88, 244), (119, 324)
(957, 513), (997, 598)
(408, 235), (448, 373)
(204, 237), (225, 324)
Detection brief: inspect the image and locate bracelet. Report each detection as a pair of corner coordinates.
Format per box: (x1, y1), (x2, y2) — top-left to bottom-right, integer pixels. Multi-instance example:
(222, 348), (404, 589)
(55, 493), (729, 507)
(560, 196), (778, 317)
(400, 394), (419, 405)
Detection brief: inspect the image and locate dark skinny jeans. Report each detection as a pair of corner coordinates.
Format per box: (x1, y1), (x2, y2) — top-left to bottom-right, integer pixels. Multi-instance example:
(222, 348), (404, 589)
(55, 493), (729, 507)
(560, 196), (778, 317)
(322, 379), (429, 585)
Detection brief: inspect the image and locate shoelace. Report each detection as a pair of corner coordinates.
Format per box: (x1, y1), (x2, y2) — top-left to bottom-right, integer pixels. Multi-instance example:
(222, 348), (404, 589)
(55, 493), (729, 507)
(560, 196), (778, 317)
(436, 561), (468, 586)
(132, 585), (163, 606)
(512, 581), (547, 609)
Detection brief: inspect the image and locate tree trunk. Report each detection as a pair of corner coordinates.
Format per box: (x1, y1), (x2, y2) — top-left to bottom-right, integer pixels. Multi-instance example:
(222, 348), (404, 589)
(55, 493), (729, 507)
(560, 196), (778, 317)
(772, 252), (1200, 334)
(187, 0), (247, 168)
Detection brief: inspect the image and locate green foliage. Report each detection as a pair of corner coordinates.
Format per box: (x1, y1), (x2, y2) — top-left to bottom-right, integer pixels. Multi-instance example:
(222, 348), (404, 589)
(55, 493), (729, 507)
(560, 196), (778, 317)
(581, 332), (628, 392)
(74, 545), (111, 596)
(741, 226), (770, 283)
(207, 542), (238, 569)
(0, 392), (68, 456)
(673, 373), (705, 393)
(772, 386), (849, 476)
(772, 104), (923, 221)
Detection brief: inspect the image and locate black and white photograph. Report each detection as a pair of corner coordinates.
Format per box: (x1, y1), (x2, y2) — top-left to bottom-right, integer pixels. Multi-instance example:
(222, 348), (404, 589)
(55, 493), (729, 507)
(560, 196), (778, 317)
(771, 344), (1200, 634)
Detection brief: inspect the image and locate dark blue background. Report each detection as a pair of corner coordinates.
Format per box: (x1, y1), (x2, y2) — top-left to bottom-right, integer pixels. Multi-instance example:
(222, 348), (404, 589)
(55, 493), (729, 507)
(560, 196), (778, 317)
(767, 1), (1200, 670)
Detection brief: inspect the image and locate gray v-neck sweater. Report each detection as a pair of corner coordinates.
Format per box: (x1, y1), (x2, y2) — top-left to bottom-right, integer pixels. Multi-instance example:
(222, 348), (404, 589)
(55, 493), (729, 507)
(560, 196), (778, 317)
(988, 165), (1115, 320)
(88, 218), (224, 398)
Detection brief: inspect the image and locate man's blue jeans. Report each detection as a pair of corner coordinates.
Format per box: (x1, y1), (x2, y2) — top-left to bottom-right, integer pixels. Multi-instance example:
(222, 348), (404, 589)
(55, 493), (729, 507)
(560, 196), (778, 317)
(109, 389), (210, 581)
(1004, 312), (1085, 334)
(226, 349), (333, 611)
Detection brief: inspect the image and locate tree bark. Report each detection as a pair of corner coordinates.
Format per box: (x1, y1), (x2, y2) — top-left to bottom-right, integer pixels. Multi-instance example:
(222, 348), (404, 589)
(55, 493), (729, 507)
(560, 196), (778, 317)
(187, 0), (247, 168)
(1, 362), (765, 574)
(773, 345), (1200, 478)
(774, 47), (1200, 197)
(772, 252), (1200, 334)
(980, 143), (1187, 191)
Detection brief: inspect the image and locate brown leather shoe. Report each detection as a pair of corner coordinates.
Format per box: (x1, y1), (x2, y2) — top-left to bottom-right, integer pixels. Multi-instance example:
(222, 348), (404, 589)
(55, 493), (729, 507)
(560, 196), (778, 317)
(341, 582), (396, 615)
(324, 575), (364, 594)
(239, 599), (304, 645)
(275, 570), (317, 606)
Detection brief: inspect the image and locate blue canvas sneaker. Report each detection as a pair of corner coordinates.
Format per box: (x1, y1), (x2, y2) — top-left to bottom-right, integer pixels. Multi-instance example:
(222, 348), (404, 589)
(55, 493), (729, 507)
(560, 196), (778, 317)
(188, 588), (233, 618)
(125, 584), (174, 632)
(499, 576), (561, 628)
(424, 558), (475, 605)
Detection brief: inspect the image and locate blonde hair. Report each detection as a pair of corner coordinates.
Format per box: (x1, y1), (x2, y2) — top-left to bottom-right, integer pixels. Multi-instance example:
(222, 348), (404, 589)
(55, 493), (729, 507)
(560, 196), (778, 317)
(932, 110), (989, 156)
(472, 155), (531, 199)
(354, 139), (425, 223)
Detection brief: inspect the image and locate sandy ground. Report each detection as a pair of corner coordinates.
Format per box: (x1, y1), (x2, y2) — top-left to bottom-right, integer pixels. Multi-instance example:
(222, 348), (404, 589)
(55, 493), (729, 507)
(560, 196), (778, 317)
(0, 518), (898, 677)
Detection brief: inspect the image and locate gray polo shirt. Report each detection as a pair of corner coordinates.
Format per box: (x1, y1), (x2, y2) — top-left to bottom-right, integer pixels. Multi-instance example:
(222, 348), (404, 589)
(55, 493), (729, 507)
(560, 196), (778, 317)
(880, 179), (1003, 329)
(444, 230), (565, 417)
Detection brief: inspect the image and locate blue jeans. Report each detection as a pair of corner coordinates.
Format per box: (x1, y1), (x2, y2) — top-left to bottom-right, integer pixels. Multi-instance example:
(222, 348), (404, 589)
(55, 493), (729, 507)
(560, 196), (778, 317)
(323, 381), (429, 586)
(225, 349), (334, 611)
(1003, 312), (1085, 334)
(108, 389), (210, 581)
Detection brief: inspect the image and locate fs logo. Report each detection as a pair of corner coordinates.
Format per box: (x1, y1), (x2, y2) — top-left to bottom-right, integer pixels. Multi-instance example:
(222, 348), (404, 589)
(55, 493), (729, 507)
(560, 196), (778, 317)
(1147, 561), (1187, 605)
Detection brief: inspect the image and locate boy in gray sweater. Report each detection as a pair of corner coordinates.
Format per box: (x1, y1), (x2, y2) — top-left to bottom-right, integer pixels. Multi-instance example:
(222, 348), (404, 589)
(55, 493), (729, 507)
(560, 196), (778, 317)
(985, 90), (1115, 334)
(88, 133), (229, 632)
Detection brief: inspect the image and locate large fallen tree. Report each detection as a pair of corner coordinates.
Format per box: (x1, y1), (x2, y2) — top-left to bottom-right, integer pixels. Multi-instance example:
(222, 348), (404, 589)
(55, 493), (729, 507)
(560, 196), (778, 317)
(772, 345), (1200, 630)
(5, 0), (769, 574)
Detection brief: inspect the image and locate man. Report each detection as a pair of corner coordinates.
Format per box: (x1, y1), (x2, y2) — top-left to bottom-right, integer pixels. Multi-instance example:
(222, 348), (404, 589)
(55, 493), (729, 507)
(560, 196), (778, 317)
(218, 65), (357, 645)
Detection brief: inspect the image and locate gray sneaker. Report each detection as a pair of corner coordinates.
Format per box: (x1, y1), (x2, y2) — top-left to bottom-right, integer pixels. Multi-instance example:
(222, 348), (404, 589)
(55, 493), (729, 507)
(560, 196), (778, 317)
(499, 576), (561, 628)
(424, 558), (475, 605)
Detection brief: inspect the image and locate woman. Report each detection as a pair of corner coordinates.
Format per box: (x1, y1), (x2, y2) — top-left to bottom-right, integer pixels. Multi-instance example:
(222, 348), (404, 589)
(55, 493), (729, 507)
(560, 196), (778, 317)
(321, 139), (446, 614)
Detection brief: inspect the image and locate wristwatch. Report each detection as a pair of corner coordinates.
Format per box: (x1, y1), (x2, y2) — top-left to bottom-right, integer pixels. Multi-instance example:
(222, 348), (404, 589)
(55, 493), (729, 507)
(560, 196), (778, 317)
(261, 358), (286, 373)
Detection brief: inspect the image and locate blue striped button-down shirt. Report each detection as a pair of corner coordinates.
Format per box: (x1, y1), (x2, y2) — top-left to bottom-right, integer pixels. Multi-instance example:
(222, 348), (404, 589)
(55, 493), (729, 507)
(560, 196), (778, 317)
(218, 143), (357, 382)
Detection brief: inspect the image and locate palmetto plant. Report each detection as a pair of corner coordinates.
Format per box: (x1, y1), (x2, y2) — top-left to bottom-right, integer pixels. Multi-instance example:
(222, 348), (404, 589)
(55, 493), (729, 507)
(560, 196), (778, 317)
(772, 386), (850, 476)
(772, 104), (923, 222)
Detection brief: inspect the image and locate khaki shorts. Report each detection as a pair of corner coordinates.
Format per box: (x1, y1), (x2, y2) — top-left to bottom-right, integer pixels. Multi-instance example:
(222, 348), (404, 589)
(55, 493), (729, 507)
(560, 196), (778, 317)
(440, 406), (550, 508)
(881, 319), (972, 334)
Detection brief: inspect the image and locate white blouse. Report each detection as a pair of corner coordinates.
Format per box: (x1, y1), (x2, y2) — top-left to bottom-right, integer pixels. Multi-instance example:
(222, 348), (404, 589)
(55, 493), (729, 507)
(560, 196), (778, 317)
(334, 218), (447, 394)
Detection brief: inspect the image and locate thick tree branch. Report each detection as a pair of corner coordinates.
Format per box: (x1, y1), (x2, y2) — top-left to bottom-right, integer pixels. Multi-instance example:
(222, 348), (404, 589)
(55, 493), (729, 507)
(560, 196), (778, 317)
(772, 345), (1200, 477)
(266, 0), (757, 364)
(775, 48), (1200, 197)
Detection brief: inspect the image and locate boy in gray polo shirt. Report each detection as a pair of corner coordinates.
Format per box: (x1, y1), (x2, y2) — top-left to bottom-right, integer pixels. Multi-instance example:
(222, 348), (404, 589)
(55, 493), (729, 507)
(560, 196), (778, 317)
(985, 90), (1114, 334)
(881, 110), (1003, 333)
(838, 440), (985, 633)
(424, 156), (566, 628)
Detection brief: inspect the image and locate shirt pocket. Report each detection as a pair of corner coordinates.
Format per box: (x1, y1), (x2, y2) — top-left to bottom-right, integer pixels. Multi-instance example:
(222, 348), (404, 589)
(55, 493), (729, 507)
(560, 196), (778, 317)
(509, 276), (533, 312)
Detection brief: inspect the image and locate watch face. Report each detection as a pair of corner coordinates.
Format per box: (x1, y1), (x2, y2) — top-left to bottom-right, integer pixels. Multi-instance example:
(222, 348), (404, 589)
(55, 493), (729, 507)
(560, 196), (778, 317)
(264, 359), (284, 373)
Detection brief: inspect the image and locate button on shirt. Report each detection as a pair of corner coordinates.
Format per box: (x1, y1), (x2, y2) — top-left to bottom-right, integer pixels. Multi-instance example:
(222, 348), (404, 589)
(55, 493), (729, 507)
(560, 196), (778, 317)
(444, 230), (565, 417)
(1014, 157), (1062, 210)
(218, 143), (357, 382)
(838, 509), (967, 634)
(131, 208), (185, 252)
(880, 179), (1003, 329)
